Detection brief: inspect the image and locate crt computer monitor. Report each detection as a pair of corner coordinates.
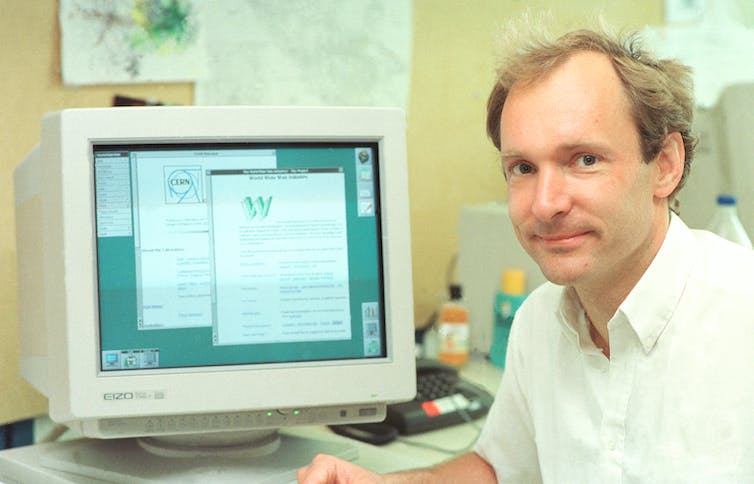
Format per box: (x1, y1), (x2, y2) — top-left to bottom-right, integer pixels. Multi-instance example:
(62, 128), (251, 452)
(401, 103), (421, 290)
(13, 106), (415, 481)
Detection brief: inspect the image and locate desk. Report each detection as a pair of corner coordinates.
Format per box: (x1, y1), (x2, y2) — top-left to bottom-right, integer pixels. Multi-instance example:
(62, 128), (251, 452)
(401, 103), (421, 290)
(0, 357), (501, 483)
(310, 356), (503, 473)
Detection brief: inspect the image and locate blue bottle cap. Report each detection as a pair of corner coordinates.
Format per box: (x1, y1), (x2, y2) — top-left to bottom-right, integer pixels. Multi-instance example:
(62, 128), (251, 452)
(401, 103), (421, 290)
(717, 194), (737, 205)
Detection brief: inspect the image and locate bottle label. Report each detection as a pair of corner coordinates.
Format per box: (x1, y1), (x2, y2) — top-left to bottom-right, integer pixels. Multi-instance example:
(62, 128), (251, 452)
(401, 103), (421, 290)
(499, 299), (513, 318)
(438, 322), (469, 355)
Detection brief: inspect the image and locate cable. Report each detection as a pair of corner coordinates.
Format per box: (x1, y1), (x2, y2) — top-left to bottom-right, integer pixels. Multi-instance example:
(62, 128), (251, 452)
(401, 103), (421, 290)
(446, 252), (459, 288)
(396, 424), (481, 455)
(38, 424), (68, 443)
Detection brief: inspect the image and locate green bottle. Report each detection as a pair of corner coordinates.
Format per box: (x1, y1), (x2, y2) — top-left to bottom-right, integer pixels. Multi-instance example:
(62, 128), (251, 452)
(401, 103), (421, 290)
(490, 269), (527, 368)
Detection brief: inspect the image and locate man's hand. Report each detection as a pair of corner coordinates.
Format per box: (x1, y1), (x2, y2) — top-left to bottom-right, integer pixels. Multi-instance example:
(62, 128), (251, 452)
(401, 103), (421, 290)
(297, 454), (383, 484)
(298, 451), (496, 484)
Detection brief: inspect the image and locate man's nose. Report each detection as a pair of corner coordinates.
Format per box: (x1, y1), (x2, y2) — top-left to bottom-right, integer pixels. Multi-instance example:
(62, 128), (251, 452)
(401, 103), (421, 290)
(531, 167), (571, 221)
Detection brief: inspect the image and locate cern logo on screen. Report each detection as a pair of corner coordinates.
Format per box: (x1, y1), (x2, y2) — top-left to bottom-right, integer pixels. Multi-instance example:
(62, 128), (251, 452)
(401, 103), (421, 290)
(164, 166), (203, 204)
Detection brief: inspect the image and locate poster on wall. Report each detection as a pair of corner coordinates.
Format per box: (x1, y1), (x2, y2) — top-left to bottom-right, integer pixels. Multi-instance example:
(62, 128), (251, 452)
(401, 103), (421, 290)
(59, 0), (411, 109)
(193, 0), (412, 109)
(642, 0), (754, 108)
(60, 0), (207, 85)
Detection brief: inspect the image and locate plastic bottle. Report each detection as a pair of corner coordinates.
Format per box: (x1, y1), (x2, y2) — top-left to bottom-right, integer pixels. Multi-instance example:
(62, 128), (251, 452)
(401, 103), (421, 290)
(437, 284), (470, 367)
(707, 194), (752, 249)
(489, 269), (527, 368)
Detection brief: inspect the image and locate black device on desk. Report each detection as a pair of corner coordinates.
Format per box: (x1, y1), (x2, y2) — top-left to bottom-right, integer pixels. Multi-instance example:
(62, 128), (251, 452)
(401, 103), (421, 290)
(330, 359), (494, 445)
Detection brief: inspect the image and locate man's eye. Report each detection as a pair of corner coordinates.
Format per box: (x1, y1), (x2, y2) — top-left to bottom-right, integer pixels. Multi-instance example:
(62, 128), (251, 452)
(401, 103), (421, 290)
(577, 154), (599, 167)
(511, 162), (534, 175)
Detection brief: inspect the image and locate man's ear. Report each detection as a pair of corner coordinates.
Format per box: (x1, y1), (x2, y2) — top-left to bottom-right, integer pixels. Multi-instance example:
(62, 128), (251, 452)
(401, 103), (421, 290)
(653, 131), (685, 199)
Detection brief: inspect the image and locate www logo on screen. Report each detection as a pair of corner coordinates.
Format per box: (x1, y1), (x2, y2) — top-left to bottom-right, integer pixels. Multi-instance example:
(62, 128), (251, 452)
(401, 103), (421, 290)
(242, 196), (272, 221)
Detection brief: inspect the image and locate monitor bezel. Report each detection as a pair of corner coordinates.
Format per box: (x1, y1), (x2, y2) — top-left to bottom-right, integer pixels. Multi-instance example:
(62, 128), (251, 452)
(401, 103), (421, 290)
(32, 106), (415, 426)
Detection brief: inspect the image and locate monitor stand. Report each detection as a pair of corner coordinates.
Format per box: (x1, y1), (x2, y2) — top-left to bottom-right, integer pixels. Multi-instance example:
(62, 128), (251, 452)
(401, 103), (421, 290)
(2, 429), (357, 483)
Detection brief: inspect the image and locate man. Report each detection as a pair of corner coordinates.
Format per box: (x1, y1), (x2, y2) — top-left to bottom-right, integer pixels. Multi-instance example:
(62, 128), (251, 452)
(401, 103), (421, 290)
(298, 25), (754, 483)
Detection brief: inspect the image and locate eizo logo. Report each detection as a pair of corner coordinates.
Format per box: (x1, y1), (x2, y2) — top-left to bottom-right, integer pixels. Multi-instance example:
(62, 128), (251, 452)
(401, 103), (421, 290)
(104, 392), (134, 400)
(242, 196), (272, 221)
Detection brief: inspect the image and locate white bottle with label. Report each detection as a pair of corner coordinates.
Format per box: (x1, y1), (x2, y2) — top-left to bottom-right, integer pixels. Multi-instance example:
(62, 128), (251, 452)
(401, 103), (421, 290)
(707, 194), (753, 249)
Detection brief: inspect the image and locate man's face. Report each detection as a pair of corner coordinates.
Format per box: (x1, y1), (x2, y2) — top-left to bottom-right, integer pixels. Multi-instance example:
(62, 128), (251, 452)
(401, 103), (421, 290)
(500, 51), (667, 290)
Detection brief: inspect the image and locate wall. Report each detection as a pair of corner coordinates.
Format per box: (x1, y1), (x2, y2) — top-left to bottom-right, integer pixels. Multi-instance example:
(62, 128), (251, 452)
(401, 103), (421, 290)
(0, 0), (660, 424)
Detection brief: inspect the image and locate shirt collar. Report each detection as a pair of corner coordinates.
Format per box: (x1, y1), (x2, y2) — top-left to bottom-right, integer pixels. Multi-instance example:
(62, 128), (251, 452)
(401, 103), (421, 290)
(558, 286), (602, 354)
(557, 212), (693, 353)
(618, 212), (693, 353)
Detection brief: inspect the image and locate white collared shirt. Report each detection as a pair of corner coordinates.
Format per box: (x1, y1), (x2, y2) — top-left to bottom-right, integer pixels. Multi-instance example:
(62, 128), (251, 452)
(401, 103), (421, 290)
(475, 214), (754, 483)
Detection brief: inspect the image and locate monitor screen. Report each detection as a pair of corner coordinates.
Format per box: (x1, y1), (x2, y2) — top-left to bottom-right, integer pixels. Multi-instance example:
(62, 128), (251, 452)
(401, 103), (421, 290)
(95, 142), (386, 372)
(14, 107), (415, 479)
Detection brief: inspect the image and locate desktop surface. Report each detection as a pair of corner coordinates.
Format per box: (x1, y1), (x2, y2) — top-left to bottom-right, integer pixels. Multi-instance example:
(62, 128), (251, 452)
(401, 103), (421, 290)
(0, 357), (501, 483)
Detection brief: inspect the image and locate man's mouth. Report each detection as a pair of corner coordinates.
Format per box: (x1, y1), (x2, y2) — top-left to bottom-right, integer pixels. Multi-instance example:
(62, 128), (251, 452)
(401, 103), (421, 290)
(534, 231), (591, 249)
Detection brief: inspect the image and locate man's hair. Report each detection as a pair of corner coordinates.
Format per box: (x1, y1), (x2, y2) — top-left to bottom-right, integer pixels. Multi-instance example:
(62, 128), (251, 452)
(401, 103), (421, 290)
(486, 25), (697, 204)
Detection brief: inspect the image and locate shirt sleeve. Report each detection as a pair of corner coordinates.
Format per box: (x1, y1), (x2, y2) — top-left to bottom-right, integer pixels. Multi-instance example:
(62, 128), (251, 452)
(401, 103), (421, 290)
(474, 307), (541, 483)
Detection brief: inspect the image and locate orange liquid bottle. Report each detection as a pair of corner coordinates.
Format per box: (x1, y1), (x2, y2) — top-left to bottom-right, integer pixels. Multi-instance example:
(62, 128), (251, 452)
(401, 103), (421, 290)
(437, 284), (470, 366)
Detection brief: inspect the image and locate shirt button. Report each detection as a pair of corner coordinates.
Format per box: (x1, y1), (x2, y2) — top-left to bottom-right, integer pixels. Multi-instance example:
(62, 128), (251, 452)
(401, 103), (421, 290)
(606, 440), (616, 451)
